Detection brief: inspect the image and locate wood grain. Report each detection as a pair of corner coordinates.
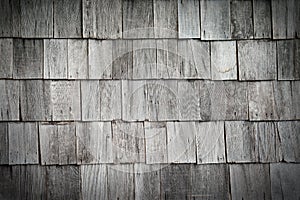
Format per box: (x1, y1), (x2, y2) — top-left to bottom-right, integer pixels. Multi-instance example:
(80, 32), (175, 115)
(68, 40), (88, 79)
(0, 123), (8, 164)
(83, 0), (122, 39)
(76, 122), (113, 164)
(112, 40), (133, 79)
(0, 39), (13, 78)
(291, 81), (300, 119)
(81, 81), (101, 121)
(0, 80), (19, 121)
(253, 0), (272, 38)
(0, 0), (13, 37)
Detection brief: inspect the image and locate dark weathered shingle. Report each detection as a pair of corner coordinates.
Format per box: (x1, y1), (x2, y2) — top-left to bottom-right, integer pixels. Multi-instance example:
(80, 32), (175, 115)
(253, 0), (272, 38)
(0, 39), (13, 78)
(0, 123), (8, 164)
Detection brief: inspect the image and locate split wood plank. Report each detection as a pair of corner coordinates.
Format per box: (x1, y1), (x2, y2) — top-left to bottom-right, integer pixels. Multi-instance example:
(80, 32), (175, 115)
(277, 39), (300, 80)
(272, 81), (293, 120)
(225, 121), (277, 163)
(20, 0), (53, 38)
(230, 164), (271, 200)
(211, 41), (237, 80)
(8, 123), (39, 164)
(0, 0), (13, 37)
(160, 164), (191, 199)
(68, 39), (88, 79)
(81, 164), (108, 200)
(46, 166), (80, 200)
(44, 39), (68, 79)
(112, 40), (133, 79)
(177, 40), (211, 79)
(107, 164), (134, 199)
(238, 40), (276, 80)
(134, 164), (161, 200)
(0, 123), (8, 164)
(200, 0), (230, 40)
(133, 39), (157, 79)
(191, 164), (230, 199)
(122, 80), (146, 121)
(199, 81), (248, 120)
(0, 166), (20, 199)
(230, 0), (253, 39)
(54, 0), (82, 38)
(76, 122), (113, 164)
(123, 0), (154, 38)
(276, 121), (300, 162)
(270, 163), (300, 200)
(0, 39), (13, 78)
(253, 0), (272, 38)
(178, 0), (200, 38)
(156, 39), (180, 78)
(112, 121), (145, 163)
(154, 0), (178, 38)
(83, 0), (122, 39)
(196, 121), (226, 164)
(50, 81), (81, 121)
(145, 80), (179, 121)
(81, 81), (101, 121)
(144, 122), (168, 164)
(0, 80), (19, 121)
(89, 39), (112, 79)
(167, 122), (196, 163)
(13, 39), (43, 79)
(272, 0), (298, 39)
(291, 81), (300, 119)
(39, 123), (76, 165)
(20, 80), (51, 121)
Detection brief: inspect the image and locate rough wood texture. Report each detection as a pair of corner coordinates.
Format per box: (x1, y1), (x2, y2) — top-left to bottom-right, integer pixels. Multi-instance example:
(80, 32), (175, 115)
(13, 39), (43, 79)
(196, 121), (226, 164)
(68, 40), (88, 79)
(107, 164), (134, 199)
(76, 122), (113, 164)
(54, 0), (82, 38)
(291, 81), (300, 119)
(112, 40), (133, 79)
(225, 121), (277, 163)
(133, 39), (157, 79)
(0, 80), (19, 121)
(230, 164), (271, 200)
(144, 122), (168, 164)
(0, 0), (13, 37)
(44, 39), (68, 79)
(199, 81), (248, 120)
(39, 123), (76, 165)
(270, 163), (300, 200)
(154, 0), (177, 38)
(81, 81), (101, 121)
(122, 80), (146, 121)
(123, 0), (154, 38)
(191, 164), (230, 199)
(160, 164), (191, 199)
(230, 0), (253, 39)
(272, 0), (297, 39)
(276, 121), (300, 162)
(238, 40), (276, 80)
(253, 0), (272, 38)
(146, 80), (179, 121)
(134, 164), (161, 200)
(83, 0), (122, 39)
(0, 39), (13, 78)
(89, 39), (112, 79)
(211, 41), (237, 80)
(50, 81), (81, 121)
(167, 122), (196, 163)
(178, 0), (200, 38)
(20, 80), (51, 121)
(112, 121), (145, 163)
(201, 0), (230, 40)
(20, 0), (53, 38)
(46, 166), (80, 200)
(8, 123), (38, 164)
(177, 40), (210, 79)
(81, 164), (108, 200)
(272, 81), (293, 120)
(0, 123), (8, 164)
(277, 40), (300, 80)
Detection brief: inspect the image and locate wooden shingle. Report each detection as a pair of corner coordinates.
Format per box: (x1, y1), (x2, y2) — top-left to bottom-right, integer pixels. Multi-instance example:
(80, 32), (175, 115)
(291, 81), (300, 119)
(0, 123), (8, 164)
(81, 81), (101, 121)
(0, 80), (19, 121)
(253, 0), (272, 38)
(0, 0), (13, 37)
(100, 81), (121, 120)
(76, 122), (113, 164)
(68, 40), (88, 79)
(83, 0), (122, 39)
(0, 39), (13, 78)
(112, 40), (133, 79)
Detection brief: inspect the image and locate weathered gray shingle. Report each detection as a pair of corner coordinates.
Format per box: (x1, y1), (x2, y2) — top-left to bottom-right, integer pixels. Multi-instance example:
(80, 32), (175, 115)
(0, 80), (19, 121)
(0, 39), (13, 78)
(68, 39), (88, 79)
(253, 0), (272, 38)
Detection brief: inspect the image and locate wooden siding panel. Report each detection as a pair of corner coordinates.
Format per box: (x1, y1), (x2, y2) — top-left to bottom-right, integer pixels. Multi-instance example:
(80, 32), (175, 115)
(68, 40), (88, 79)
(253, 0), (272, 38)
(81, 81), (101, 121)
(76, 122), (113, 164)
(0, 0), (13, 37)
(112, 40), (133, 79)
(196, 121), (226, 164)
(83, 0), (122, 39)
(291, 81), (300, 119)
(0, 123), (8, 164)
(57, 124), (77, 165)
(211, 41), (237, 80)
(0, 80), (19, 121)
(0, 39), (13, 78)
(13, 39), (43, 79)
